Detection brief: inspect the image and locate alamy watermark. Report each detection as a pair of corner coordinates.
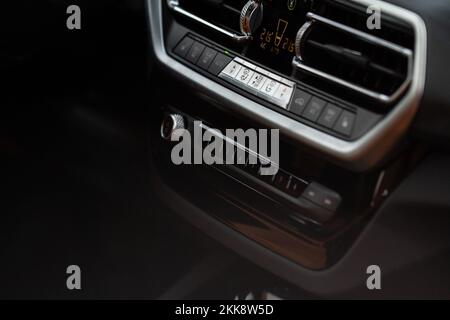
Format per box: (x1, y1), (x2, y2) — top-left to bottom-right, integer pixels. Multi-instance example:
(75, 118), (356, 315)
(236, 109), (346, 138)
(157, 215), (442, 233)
(66, 5), (81, 30)
(366, 265), (382, 290)
(169, 122), (280, 176)
(66, 265), (81, 290)
(367, 5), (382, 30)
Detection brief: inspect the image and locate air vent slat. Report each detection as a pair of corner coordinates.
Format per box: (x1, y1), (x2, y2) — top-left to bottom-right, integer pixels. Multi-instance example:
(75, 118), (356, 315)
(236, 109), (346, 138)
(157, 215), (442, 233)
(294, 11), (414, 106)
(178, 0), (246, 34)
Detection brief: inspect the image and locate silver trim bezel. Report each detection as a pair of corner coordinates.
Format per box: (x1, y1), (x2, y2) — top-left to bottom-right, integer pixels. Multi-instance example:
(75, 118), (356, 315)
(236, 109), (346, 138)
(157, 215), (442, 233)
(146, 0), (427, 171)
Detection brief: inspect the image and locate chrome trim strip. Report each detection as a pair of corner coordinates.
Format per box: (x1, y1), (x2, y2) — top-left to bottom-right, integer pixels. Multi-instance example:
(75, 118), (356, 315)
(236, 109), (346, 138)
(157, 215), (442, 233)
(146, 0), (427, 171)
(292, 12), (414, 104)
(307, 13), (413, 55)
(198, 122), (279, 171)
(167, 0), (251, 42)
(292, 58), (388, 103)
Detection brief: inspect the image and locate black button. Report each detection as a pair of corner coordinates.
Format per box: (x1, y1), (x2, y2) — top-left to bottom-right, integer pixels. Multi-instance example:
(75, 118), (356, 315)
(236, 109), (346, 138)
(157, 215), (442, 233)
(302, 97), (327, 122)
(289, 89), (312, 116)
(186, 41), (206, 64)
(334, 111), (356, 136)
(303, 183), (322, 205)
(197, 47), (217, 70)
(318, 104), (342, 128)
(287, 176), (305, 198)
(302, 182), (341, 212)
(174, 37), (194, 58)
(274, 172), (290, 190)
(320, 192), (341, 212)
(208, 53), (233, 75)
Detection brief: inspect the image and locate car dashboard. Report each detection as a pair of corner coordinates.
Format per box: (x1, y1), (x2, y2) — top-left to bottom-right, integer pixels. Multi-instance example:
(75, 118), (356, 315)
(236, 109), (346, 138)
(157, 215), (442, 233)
(2, 0), (450, 300)
(145, 0), (450, 297)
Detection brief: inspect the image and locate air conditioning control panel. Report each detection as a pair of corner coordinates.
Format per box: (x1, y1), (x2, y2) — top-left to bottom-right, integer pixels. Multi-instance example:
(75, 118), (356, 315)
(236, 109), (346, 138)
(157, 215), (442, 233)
(171, 34), (373, 140)
(219, 57), (295, 110)
(153, 0), (426, 170)
(168, 0), (420, 107)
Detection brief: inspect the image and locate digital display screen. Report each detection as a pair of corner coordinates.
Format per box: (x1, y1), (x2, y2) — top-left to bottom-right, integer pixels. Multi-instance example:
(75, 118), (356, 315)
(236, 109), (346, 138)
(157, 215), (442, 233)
(247, 0), (307, 74)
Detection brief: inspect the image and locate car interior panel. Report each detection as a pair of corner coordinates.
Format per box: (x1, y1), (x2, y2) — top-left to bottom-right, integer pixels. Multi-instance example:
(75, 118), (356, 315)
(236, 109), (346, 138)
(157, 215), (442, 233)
(1, 0), (450, 300)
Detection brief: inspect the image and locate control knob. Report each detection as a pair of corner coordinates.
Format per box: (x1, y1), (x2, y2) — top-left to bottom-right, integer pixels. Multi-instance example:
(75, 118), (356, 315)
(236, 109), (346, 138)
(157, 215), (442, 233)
(161, 113), (185, 141)
(240, 0), (264, 37)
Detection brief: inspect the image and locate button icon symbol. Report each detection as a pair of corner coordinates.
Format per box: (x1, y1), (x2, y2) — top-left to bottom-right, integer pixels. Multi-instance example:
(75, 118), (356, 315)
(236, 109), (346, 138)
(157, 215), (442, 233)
(241, 69), (251, 81)
(287, 0), (297, 11)
(266, 81), (276, 93)
(295, 98), (305, 105)
(249, 73), (266, 90)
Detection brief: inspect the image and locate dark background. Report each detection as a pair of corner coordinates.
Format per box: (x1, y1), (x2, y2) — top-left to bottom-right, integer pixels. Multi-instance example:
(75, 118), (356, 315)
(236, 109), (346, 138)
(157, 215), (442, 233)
(0, 0), (293, 299)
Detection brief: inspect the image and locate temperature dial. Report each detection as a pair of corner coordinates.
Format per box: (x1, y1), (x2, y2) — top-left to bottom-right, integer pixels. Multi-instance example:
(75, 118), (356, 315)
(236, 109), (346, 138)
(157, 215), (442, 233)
(240, 0), (264, 37)
(161, 113), (185, 141)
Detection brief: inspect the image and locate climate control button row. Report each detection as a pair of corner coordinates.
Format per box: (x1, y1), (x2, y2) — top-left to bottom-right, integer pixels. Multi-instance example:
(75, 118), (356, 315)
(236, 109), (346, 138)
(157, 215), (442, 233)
(173, 36), (355, 138)
(289, 89), (356, 137)
(219, 58), (295, 109)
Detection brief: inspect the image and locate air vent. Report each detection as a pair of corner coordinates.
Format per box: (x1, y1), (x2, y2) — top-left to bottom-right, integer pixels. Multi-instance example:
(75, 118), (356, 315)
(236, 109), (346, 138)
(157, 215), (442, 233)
(169, 0), (250, 42)
(293, 11), (414, 105)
